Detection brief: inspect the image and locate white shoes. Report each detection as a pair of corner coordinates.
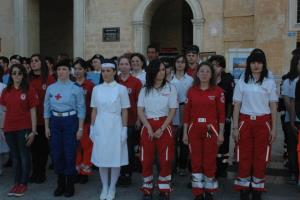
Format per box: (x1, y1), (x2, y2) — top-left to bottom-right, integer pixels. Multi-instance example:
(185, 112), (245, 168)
(106, 188), (116, 200)
(99, 188), (108, 200)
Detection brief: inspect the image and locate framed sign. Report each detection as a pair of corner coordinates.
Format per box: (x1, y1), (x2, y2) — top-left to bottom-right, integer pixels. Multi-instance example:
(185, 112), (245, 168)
(102, 27), (120, 42)
(227, 48), (253, 79)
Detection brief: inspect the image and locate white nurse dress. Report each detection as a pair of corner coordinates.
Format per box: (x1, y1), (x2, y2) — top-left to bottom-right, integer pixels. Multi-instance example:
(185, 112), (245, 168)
(90, 81), (130, 167)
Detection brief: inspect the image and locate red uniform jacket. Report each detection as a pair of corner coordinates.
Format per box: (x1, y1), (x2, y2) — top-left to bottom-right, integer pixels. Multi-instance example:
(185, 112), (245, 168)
(119, 75), (142, 126)
(183, 86), (225, 125)
(30, 75), (56, 125)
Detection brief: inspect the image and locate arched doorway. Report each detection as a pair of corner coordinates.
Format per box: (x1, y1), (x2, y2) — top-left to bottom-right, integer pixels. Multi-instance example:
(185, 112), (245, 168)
(150, 0), (193, 55)
(132, 0), (205, 54)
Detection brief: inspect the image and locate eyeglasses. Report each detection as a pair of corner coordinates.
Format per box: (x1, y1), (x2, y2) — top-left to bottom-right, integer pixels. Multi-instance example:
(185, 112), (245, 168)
(12, 71), (23, 76)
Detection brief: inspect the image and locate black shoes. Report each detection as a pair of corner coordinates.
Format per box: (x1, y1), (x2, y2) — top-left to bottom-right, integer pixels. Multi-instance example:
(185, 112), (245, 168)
(54, 175), (66, 197)
(252, 191), (262, 200)
(142, 194), (153, 200)
(240, 190), (251, 200)
(204, 192), (214, 200)
(64, 176), (75, 197)
(29, 173), (46, 184)
(158, 193), (170, 200)
(195, 194), (205, 200)
(75, 174), (89, 184)
(117, 175), (132, 187)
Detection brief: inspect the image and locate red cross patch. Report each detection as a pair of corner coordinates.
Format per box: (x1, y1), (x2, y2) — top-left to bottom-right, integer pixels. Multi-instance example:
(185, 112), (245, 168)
(55, 93), (62, 100)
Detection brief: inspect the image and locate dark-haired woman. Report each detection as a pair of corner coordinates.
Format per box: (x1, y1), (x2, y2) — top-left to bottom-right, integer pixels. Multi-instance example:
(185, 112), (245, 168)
(170, 55), (193, 175)
(233, 52), (278, 200)
(131, 53), (147, 85)
(44, 60), (85, 197)
(138, 59), (178, 200)
(73, 58), (94, 184)
(183, 62), (225, 200)
(29, 54), (55, 184)
(281, 55), (300, 185)
(0, 64), (39, 197)
(90, 59), (130, 200)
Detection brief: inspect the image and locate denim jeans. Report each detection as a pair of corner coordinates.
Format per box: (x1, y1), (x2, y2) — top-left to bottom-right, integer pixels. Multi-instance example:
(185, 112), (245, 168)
(5, 129), (31, 185)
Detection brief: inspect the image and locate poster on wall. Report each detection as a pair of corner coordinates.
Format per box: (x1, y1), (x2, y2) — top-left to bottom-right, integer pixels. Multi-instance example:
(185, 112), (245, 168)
(227, 48), (253, 79)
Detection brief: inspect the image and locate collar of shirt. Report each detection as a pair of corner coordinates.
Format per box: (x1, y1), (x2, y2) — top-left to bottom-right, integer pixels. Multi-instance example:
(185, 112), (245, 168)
(57, 79), (72, 85)
(103, 80), (117, 87)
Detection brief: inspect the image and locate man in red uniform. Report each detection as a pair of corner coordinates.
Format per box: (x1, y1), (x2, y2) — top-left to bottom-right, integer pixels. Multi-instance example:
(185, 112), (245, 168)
(118, 55), (142, 186)
(74, 58), (94, 184)
(185, 45), (200, 77)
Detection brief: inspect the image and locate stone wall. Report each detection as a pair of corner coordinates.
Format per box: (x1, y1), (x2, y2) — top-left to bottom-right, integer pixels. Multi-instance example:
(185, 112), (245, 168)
(0, 0), (14, 56)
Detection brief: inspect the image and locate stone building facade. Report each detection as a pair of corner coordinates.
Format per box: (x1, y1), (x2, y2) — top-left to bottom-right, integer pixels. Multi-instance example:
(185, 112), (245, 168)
(0, 0), (298, 76)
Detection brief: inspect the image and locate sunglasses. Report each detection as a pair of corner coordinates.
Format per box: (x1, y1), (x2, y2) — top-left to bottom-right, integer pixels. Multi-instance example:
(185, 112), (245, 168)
(12, 71), (23, 76)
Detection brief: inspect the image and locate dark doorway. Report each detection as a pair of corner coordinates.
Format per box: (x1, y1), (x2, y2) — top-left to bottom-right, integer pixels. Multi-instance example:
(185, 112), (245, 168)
(40, 0), (73, 58)
(150, 0), (193, 55)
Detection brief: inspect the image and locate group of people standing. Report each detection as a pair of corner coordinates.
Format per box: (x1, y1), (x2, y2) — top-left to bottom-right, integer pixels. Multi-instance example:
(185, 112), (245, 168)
(0, 44), (299, 200)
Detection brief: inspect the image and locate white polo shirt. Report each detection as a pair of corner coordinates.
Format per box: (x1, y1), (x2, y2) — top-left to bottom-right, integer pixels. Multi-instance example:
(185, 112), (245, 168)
(288, 77), (299, 99)
(138, 83), (178, 119)
(233, 77), (278, 116)
(282, 77), (300, 122)
(132, 70), (146, 85)
(170, 73), (193, 103)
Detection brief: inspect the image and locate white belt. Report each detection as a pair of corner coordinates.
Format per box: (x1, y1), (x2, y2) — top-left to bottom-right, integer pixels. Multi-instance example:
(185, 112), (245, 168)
(250, 115), (256, 120)
(198, 118), (206, 123)
(52, 110), (76, 117)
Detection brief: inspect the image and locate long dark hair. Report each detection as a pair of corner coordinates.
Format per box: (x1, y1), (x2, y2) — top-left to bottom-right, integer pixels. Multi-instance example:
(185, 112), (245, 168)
(29, 54), (49, 84)
(193, 61), (216, 87)
(286, 55), (300, 81)
(145, 59), (167, 95)
(244, 52), (268, 84)
(6, 64), (29, 93)
(174, 55), (189, 73)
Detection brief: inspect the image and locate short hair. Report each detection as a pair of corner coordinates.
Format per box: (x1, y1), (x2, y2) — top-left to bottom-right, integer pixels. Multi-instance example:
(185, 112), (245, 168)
(185, 45), (200, 54)
(208, 55), (226, 68)
(0, 56), (9, 64)
(147, 44), (159, 53)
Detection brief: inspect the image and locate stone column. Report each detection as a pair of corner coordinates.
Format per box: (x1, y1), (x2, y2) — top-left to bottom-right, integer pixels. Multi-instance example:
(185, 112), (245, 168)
(73, 0), (85, 58)
(192, 18), (205, 52)
(132, 21), (150, 55)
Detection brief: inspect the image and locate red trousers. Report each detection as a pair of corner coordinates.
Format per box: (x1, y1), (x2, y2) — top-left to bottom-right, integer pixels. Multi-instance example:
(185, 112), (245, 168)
(234, 114), (271, 191)
(76, 123), (93, 175)
(140, 117), (174, 194)
(188, 121), (219, 196)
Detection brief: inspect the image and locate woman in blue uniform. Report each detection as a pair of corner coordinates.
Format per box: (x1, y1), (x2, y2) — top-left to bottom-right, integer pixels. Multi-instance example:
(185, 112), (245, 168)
(44, 59), (85, 197)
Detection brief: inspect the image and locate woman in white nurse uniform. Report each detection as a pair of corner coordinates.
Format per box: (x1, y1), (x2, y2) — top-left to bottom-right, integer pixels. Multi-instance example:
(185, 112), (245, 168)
(90, 59), (130, 200)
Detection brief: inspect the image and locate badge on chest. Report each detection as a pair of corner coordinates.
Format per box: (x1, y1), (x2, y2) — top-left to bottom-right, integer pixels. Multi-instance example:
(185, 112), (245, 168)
(20, 93), (26, 100)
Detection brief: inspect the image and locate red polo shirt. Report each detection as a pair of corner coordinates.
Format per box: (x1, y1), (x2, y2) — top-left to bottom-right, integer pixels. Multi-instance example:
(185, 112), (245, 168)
(30, 75), (56, 125)
(0, 86), (39, 132)
(118, 75), (142, 126)
(79, 79), (94, 123)
(183, 86), (225, 125)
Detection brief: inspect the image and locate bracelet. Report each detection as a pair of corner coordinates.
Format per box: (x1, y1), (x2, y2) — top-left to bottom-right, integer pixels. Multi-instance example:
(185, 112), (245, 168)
(159, 127), (164, 132)
(232, 127), (238, 130)
(78, 128), (83, 132)
(31, 131), (38, 135)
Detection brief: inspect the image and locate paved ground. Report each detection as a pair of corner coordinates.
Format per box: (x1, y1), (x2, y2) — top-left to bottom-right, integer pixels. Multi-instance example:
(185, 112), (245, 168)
(0, 121), (299, 200)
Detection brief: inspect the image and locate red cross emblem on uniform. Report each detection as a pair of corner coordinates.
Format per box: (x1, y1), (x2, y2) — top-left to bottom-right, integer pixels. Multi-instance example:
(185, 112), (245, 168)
(55, 93), (62, 100)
